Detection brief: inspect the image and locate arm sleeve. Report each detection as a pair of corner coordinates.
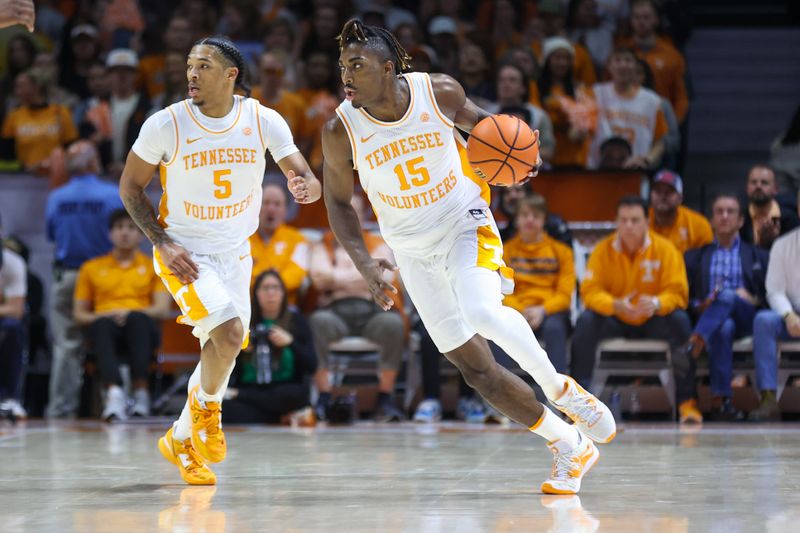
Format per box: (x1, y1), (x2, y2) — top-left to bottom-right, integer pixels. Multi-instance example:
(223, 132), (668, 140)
(73, 264), (93, 304)
(131, 109), (173, 165)
(59, 106), (78, 144)
(259, 105), (300, 163)
(580, 246), (616, 316)
(543, 243), (576, 315)
(655, 244), (689, 314)
(671, 51), (689, 122)
(2, 253), (27, 298)
(280, 240), (310, 295)
(766, 240), (794, 316)
(653, 108), (668, 142)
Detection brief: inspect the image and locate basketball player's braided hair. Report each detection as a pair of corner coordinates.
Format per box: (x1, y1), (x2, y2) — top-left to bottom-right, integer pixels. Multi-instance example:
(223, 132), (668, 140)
(195, 36), (252, 97)
(337, 18), (412, 74)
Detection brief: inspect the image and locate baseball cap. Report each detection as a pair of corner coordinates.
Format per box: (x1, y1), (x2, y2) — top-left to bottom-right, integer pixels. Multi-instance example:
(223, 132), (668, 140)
(652, 170), (684, 195)
(428, 16), (457, 36)
(71, 24), (98, 40)
(106, 48), (138, 69)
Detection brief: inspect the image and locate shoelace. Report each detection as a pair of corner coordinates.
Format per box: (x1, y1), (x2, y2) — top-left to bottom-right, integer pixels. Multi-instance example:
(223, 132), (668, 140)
(177, 440), (208, 474)
(561, 396), (601, 426)
(550, 447), (581, 479)
(198, 405), (222, 436)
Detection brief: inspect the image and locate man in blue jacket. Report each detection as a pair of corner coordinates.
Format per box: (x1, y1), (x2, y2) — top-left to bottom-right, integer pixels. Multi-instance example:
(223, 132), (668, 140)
(684, 193), (769, 421)
(45, 141), (122, 418)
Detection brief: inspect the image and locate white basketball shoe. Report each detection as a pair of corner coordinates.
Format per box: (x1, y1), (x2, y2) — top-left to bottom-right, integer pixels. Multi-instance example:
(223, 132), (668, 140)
(550, 375), (616, 444)
(540, 431), (599, 495)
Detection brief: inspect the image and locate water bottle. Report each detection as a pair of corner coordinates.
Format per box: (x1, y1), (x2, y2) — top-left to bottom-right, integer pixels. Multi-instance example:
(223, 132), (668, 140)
(254, 323), (272, 384)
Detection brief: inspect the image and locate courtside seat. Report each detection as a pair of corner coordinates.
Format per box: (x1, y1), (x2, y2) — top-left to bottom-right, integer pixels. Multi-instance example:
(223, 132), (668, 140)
(590, 338), (675, 418)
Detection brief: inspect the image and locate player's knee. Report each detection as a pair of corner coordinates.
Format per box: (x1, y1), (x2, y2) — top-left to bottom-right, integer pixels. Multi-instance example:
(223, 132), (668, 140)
(460, 301), (498, 334)
(214, 320), (244, 358)
(460, 361), (500, 395)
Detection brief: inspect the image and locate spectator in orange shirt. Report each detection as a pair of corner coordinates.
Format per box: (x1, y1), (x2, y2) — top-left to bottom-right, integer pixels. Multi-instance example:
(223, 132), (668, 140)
(252, 50), (309, 159)
(73, 209), (171, 420)
(648, 170), (713, 254)
(538, 37), (597, 168)
(137, 15), (194, 100)
(624, 0), (689, 123)
(0, 69), (77, 174)
(503, 194), (575, 373)
(250, 184), (310, 305)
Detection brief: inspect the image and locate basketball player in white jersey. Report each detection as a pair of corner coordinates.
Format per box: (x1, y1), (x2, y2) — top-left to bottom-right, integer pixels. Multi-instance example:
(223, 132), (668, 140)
(324, 20), (615, 495)
(120, 36), (320, 485)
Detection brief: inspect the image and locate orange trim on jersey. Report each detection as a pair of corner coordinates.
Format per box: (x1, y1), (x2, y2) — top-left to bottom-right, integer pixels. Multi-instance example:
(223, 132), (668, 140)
(357, 74), (415, 126)
(335, 108), (359, 170)
(424, 73), (455, 128)
(254, 100), (266, 152)
(164, 106), (180, 166)
(157, 164), (169, 228)
(153, 249), (209, 323)
(455, 137), (491, 205)
(476, 224), (503, 272)
(183, 97), (243, 134)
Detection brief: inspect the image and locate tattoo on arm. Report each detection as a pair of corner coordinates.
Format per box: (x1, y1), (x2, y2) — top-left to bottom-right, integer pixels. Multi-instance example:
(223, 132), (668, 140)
(121, 189), (171, 246)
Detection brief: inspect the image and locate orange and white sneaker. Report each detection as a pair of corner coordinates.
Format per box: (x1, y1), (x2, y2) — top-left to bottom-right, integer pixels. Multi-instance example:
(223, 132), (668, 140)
(189, 385), (226, 463)
(679, 398), (703, 424)
(540, 432), (599, 495)
(550, 375), (616, 444)
(158, 426), (217, 485)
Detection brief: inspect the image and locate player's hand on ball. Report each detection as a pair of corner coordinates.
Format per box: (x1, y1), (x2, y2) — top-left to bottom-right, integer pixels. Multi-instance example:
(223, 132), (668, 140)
(156, 241), (199, 284)
(364, 258), (398, 311)
(287, 170), (311, 204)
(524, 130), (542, 183)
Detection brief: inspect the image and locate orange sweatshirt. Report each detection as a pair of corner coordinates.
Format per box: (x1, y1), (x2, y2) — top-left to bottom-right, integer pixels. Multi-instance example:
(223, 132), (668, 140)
(249, 224), (309, 303)
(503, 234), (576, 315)
(649, 205), (713, 254)
(581, 231), (688, 325)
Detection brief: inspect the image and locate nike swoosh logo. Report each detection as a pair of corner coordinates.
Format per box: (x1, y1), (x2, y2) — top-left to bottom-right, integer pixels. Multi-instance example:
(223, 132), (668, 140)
(360, 133), (377, 143)
(186, 137), (202, 144)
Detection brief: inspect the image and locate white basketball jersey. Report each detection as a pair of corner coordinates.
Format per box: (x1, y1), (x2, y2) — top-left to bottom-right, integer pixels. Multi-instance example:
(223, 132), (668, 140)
(588, 82), (664, 168)
(335, 72), (490, 257)
(155, 96), (266, 254)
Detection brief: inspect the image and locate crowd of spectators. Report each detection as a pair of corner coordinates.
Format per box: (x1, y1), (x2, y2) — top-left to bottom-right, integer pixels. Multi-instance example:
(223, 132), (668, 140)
(1, 0), (800, 425)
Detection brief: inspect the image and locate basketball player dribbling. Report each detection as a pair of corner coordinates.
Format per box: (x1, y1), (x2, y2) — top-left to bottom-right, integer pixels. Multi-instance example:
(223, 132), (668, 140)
(120, 36), (320, 485)
(323, 20), (616, 494)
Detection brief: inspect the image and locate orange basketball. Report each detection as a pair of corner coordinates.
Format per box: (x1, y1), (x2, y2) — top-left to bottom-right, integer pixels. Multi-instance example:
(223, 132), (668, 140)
(466, 115), (539, 187)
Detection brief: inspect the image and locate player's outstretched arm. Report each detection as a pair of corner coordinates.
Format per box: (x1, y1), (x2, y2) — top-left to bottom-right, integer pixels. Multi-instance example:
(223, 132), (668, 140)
(0, 0), (35, 31)
(119, 150), (199, 284)
(321, 116), (397, 310)
(431, 73), (542, 179)
(276, 151), (321, 204)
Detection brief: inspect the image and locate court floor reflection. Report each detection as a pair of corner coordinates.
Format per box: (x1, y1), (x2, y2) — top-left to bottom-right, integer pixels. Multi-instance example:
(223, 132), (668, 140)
(1, 421), (798, 532)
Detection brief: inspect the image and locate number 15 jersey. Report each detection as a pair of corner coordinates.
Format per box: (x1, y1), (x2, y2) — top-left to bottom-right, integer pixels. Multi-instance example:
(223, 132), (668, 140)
(335, 72), (490, 259)
(132, 96), (298, 254)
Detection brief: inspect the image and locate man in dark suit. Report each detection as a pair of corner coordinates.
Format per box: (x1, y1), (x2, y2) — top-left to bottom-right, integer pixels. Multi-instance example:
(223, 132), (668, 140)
(685, 193), (769, 420)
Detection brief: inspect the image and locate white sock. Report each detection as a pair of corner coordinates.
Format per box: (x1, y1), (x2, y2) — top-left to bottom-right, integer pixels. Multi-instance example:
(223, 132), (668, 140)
(456, 268), (566, 399)
(529, 407), (580, 449)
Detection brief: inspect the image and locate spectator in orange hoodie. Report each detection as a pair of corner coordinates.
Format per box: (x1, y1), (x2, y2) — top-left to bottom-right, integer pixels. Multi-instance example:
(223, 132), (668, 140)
(571, 195), (700, 423)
